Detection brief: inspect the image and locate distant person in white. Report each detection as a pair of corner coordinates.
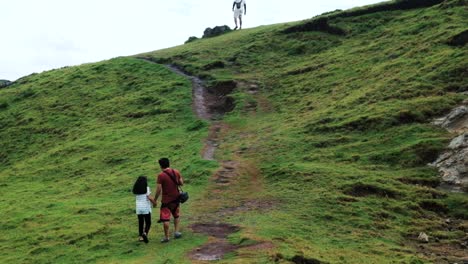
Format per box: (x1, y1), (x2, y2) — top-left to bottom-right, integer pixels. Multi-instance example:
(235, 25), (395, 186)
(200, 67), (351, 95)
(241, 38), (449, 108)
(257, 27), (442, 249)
(232, 0), (246, 30)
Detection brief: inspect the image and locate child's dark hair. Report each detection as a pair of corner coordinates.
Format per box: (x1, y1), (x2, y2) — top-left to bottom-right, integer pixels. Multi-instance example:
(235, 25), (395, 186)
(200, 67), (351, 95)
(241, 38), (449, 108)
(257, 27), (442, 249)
(133, 176), (148, 195)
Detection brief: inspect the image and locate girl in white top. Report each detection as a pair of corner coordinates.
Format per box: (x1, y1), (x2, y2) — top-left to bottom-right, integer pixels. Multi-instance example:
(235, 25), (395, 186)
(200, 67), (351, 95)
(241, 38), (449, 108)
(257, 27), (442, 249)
(133, 176), (156, 243)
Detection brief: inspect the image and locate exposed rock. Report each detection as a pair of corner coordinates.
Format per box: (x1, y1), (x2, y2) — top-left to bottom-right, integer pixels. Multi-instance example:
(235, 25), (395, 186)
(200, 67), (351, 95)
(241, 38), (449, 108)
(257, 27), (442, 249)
(418, 232), (429, 243)
(432, 105), (468, 132)
(203, 25), (232, 38)
(0, 79), (12, 88)
(431, 134), (468, 187)
(185, 36), (198, 44)
(431, 103), (468, 192)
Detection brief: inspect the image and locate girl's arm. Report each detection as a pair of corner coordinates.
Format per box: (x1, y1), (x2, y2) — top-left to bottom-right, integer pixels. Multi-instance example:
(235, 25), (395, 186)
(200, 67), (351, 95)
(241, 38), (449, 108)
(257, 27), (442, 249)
(147, 195), (156, 206)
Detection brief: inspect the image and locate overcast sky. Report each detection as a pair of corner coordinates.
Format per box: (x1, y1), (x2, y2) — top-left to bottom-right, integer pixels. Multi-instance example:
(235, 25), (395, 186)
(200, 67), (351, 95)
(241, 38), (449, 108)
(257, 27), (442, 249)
(0, 0), (383, 81)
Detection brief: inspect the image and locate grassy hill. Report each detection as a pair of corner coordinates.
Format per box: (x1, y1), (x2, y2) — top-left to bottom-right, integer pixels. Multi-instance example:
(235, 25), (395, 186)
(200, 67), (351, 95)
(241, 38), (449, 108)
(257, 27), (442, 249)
(1, 0), (467, 263)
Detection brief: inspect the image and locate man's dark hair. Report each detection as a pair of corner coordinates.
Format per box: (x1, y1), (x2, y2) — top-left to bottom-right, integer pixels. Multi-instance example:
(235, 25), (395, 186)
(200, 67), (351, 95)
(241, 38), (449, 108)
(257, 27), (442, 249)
(133, 176), (148, 195)
(159, 158), (170, 169)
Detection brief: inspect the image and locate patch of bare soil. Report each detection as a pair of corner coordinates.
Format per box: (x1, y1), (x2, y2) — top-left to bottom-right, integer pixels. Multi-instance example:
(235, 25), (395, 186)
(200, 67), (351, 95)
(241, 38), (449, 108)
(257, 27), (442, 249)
(407, 218), (468, 264)
(201, 122), (227, 160)
(409, 239), (468, 263)
(189, 223), (275, 261)
(213, 160), (239, 186)
(190, 240), (239, 261)
(190, 223), (240, 239)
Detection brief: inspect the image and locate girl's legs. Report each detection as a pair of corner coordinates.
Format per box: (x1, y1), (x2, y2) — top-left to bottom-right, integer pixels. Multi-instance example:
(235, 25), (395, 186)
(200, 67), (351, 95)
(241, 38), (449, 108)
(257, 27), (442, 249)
(138, 214), (144, 236)
(144, 213), (152, 235)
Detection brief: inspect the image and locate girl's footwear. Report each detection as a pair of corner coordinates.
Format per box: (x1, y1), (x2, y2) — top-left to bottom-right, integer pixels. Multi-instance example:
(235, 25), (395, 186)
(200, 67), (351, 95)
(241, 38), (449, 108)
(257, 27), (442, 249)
(142, 233), (149, 243)
(138, 236), (144, 242)
(160, 238), (170, 243)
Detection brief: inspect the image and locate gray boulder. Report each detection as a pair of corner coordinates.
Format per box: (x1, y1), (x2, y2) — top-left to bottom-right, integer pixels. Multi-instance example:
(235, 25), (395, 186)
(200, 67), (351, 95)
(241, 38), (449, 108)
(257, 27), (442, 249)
(430, 133), (468, 192)
(432, 105), (468, 131)
(0, 80), (12, 88)
(185, 36), (199, 44)
(203, 25), (232, 38)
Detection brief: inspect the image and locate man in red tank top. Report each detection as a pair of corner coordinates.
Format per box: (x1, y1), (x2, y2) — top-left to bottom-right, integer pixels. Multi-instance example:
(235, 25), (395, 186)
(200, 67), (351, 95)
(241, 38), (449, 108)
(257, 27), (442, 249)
(154, 158), (184, 243)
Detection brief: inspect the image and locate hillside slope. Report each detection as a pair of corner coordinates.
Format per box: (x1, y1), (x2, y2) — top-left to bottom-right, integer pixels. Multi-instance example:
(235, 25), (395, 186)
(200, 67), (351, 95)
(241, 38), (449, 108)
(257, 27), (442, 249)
(0, 58), (217, 263)
(139, 0), (467, 263)
(0, 0), (467, 263)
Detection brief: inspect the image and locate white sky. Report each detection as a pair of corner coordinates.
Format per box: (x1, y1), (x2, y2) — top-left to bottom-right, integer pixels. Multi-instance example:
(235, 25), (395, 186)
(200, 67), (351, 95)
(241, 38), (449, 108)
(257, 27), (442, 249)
(0, 0), (382, 81)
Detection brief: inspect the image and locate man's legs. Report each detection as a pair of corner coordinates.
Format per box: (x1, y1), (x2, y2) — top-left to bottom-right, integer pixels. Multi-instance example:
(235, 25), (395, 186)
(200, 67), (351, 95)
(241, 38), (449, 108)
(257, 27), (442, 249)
(239, 16), (243, 29)
(160, 206), (171, 242)
(234, 17), (238, 30)
(174, 217), (180, 233)
(163, 221), (170, 239)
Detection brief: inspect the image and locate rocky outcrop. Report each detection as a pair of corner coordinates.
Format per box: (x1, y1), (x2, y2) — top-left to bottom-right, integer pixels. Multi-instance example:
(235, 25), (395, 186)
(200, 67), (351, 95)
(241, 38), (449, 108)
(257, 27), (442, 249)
(185, 36), (199, 44)
(203, 26), (231, 39)
(430, 102), (468, 192)
(0, 80), (12, 88)
(433, 105), (468, 132)
(431, 133), (468, 189)
(184, 25), (231, 45)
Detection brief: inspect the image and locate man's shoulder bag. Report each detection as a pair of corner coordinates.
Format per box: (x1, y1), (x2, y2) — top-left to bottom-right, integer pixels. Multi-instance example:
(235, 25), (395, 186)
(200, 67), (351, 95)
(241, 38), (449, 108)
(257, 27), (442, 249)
(164, 169), (189, 204)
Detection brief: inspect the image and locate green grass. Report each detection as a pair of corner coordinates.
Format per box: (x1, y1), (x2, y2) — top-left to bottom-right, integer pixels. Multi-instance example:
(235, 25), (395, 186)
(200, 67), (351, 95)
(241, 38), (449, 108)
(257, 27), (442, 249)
(140, 1), (467, 263)
(0, 58), (217, 263)
(1, 0), (467, 263)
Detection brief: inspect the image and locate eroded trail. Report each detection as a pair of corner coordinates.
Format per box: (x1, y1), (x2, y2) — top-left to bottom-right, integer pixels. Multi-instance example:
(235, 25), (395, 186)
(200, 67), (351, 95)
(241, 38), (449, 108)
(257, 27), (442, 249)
(136, 58), (274, 261)
(162, 64), (274, 261)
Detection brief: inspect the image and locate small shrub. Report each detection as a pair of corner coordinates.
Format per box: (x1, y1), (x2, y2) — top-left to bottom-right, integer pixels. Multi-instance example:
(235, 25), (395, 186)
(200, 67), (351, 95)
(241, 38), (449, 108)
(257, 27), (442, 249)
(186, 120), (207, 131)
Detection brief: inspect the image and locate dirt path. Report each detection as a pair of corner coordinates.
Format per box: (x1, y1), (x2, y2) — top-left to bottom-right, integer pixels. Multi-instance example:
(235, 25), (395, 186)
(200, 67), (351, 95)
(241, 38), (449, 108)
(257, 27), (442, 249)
(161, 64), (274, 261)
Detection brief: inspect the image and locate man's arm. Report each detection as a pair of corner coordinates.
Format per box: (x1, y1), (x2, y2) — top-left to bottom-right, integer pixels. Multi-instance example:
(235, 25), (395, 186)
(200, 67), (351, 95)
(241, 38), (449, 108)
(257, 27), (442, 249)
(154, 183), (162, 202)
(179, 175), (184, 186)
(244, 3), (246, 14)
(232, 2), (236, 11)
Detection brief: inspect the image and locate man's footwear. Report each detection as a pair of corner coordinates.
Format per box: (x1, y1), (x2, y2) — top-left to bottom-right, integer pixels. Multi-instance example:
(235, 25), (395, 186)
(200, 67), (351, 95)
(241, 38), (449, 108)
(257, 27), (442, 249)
(234, 26), (238, 30)
(160, 238), (170, 243)
(142, 233), (149, 243)
(174, 232), (182, 239)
